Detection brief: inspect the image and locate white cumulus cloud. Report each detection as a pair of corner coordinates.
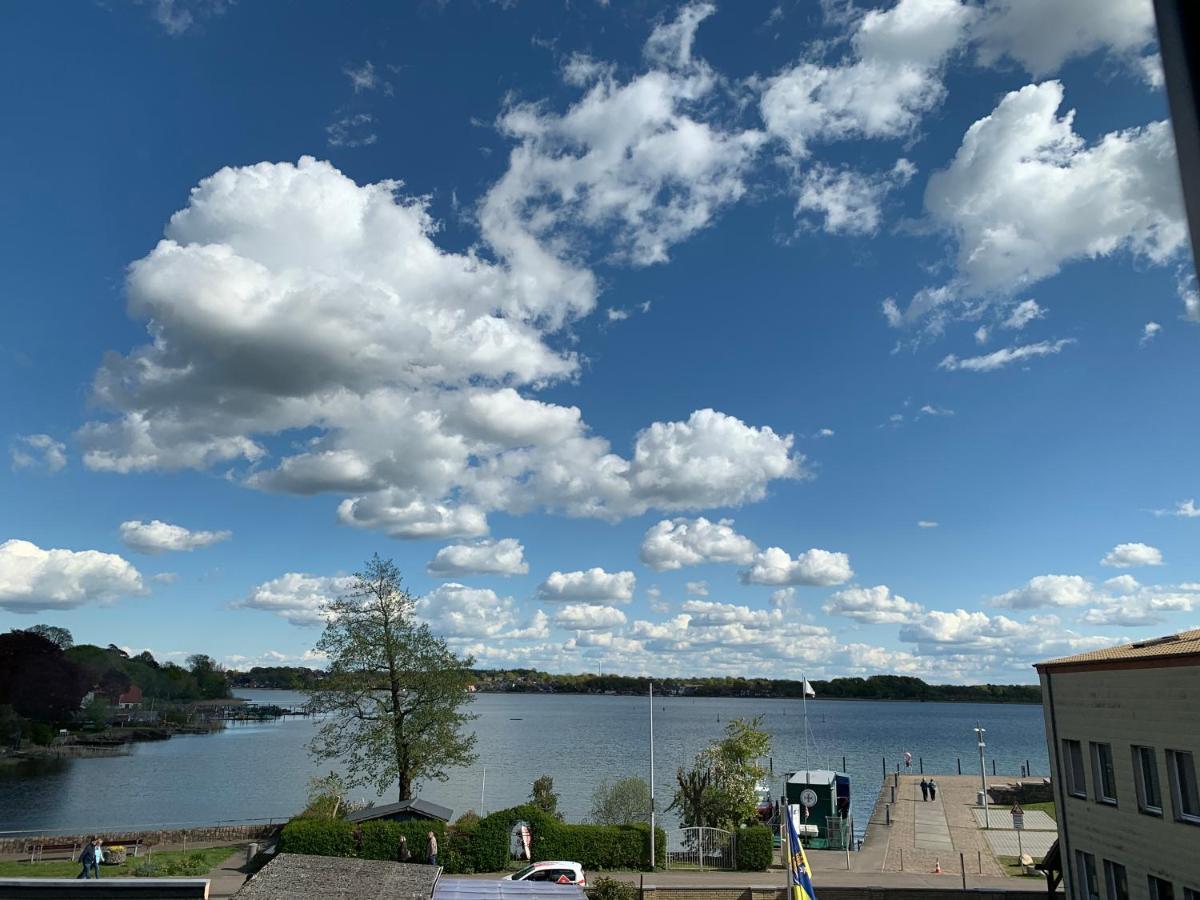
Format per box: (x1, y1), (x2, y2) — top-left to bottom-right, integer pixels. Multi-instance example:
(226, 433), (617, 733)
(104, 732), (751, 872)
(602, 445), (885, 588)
(1101, 542), (1164, 568)
(234, 573), (355, 626)
(553, 603), (628, 631)
(10, 434), (67, 473)
(537, 568), (637, 604)
(938, 339), (1074, 372)
(427, 538), (528, 577)
(0, 539), (144, 613)
(740, 547), (853, 587)
(824, 584), (924, 623)
(639, 516), (757, 571)
(119, 519), (231, 554)
(990, 574), (1098, 609)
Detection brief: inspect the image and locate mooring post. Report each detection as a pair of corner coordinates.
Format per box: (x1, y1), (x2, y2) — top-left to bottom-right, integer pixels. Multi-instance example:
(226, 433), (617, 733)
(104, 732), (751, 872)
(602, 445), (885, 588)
(885, 804), (891, 826)
(843, 755), (846, 772)
(960, 852), (967, 889)
(978, 850), (982, 873)
(992, 759), (997, 776)
(900, 848), (904, 871)
(957, 758), (962, 775)
(1026, 759), (1031, 776)
(919, 757), (924, 774)
(882, 756), (886, 778)
(890, 785), (895, 803)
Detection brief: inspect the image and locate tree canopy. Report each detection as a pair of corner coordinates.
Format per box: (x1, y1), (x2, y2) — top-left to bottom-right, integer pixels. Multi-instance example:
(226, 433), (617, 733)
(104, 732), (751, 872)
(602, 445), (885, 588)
(669, 716), (770, 829)
(308, 555), (478, 801)
(590, 776), (652, 825)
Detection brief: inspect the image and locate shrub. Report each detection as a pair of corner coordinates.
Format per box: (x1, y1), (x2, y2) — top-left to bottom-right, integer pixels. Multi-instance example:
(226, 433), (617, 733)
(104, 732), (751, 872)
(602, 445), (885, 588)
(358, 820), (445, 862)
(277, 817), (357, 857)
(588, 876), (639, 900)
(30, 723), (54, 746)
(131, 859), (162, 877)
(735, 825), (773, 871)
(540, 822), (665, 871)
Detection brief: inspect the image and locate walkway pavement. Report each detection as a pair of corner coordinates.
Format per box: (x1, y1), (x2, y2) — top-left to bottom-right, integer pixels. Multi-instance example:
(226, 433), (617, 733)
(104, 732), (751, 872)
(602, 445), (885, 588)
(206, 848), (252, 899)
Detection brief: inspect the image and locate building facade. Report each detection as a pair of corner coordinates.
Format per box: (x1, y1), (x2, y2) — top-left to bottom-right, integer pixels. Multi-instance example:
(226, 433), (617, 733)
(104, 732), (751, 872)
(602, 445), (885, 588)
(1036, 629), (1200, 900)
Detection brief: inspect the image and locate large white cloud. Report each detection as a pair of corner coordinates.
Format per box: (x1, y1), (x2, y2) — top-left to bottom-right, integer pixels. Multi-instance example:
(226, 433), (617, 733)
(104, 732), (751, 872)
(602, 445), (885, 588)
(760, 0), (975, 158)
(1101, 542), (1164, 568)
(426, 538), (528, 577)
(79, 159), (802, 535)
(888, 81), (1185, 329)
(739, 547), (853, 586)
(823, 584), (924, 624)
(971, 0), (1157, 78)
(990, 574), (1097, 609)
(639, 517), (757, 571)
(417, 583), (521, 638)
(537, 568), (637, 604)
(234, 573), (355, 626)
(119, 519), (232, 554)
(0, 539), (144, 613)
(483, 2), (762, 268)
(553, 603), (628, 631)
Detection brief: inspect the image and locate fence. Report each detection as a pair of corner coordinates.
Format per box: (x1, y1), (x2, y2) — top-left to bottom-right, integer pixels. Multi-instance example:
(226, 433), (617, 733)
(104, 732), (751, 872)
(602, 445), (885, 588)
(665, 827), (736, 870)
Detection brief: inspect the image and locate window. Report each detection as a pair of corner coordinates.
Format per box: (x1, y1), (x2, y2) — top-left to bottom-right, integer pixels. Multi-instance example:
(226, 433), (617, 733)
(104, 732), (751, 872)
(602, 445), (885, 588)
(1183, 889), (1198, 900)
(1149, 876), (1175, 900)
(1104, 860), (1129, 900)
(1134, 746), (1163, 814)
(1065, 740), (1087, 798)
(1166, 750), (1199, 824)
(1091, 742), (1117, 804)
(1076, 851), (1100, 900)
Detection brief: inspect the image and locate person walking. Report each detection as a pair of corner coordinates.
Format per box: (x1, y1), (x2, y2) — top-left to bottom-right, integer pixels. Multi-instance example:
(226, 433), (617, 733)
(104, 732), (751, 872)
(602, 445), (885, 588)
(426, 831), (438, 867)
(76, 838), (96, 879)
(928, 778), (938, 801)
(919, 778), (930, 801)
(398, 835), (412, 863)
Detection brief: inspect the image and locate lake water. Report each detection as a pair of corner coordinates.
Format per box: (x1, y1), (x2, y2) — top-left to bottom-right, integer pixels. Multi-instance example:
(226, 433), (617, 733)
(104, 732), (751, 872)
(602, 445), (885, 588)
(0, 692), (1049, 836)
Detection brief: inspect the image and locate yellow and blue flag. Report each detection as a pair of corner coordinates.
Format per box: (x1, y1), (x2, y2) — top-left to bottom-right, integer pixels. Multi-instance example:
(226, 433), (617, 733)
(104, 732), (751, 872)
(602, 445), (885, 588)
(787, 804), (817, 900)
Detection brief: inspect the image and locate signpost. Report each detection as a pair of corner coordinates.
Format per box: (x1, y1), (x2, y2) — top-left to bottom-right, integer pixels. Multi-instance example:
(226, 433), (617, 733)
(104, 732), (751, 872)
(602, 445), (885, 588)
(1011, 802), (1024, 859)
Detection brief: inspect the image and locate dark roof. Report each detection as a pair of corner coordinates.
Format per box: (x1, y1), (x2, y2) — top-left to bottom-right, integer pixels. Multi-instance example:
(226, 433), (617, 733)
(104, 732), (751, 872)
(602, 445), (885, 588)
(1036, 627), (1200, 670)
(435, 879), (587, 900)
(234, 853), (441, 900)
(346, 798), (454, 823)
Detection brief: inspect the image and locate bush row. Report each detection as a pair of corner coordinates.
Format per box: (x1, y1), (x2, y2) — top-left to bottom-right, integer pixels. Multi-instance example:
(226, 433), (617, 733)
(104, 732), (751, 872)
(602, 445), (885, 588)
(277, 805), (666, 873)
(734, 825), (773, 871)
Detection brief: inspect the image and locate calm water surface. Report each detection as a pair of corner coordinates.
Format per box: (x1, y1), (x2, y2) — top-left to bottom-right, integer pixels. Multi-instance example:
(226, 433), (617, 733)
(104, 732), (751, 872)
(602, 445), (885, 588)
(0, 692), (1048, 835)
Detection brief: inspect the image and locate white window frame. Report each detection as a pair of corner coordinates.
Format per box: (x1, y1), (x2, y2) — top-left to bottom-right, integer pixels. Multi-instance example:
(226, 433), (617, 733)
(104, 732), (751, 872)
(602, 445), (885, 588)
(1133, 745), (1163, 815)
(1091, 742), (1117, 805)
(1166, 749), (1200, 825)
(1065, 739), (1087, 799)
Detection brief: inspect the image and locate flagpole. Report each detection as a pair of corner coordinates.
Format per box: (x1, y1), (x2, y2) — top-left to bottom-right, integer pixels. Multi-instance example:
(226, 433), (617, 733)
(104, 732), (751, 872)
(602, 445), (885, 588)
(649, 681), (656, 871)
(783, 801), (792, 900)
(802, 676), (810, 773)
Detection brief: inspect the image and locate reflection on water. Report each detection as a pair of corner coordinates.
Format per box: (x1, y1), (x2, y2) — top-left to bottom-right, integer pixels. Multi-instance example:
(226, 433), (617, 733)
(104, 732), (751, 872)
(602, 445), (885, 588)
(0, 691), (1049, 834)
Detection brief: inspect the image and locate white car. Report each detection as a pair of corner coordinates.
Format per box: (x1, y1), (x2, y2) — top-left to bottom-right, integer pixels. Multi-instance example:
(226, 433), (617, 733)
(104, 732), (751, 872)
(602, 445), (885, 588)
(503, 861), (587, 887)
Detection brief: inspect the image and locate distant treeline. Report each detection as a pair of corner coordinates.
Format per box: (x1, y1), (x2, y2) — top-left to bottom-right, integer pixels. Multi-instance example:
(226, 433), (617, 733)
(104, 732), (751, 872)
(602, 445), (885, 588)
(225, 665), (1041, 704)
(468, 671), (1043, 704)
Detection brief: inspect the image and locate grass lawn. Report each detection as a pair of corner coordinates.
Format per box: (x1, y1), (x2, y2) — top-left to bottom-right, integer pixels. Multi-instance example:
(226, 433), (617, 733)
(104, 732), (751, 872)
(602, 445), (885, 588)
(0, 845), (240, 879)
(1020, 801), (1056, 821)
(998, 855), (1047, 878)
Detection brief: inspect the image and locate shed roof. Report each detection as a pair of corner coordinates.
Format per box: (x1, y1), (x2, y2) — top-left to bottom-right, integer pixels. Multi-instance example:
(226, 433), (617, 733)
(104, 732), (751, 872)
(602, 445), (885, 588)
(233, 853), (440, 900)
(346, 798), (454, 823)
(435, 878), (587, 900)
(784, 769), (843, 785)
(1035, 627), (1200, 671)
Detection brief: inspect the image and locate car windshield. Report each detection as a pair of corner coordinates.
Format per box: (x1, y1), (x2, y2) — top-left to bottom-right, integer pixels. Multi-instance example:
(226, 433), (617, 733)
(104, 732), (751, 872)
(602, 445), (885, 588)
(511, 866), (538, 880)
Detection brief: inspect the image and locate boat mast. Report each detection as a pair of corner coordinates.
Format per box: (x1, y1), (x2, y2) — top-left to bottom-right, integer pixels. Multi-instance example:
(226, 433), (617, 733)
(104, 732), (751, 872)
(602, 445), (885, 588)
(802, 674), (810, 773)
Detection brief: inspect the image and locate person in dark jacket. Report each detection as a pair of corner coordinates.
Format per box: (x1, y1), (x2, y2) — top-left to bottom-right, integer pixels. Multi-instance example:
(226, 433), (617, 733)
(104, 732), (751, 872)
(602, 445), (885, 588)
(426, 831), (438, 867)
(920, 778), (930, 801)
(76, 838), (101, 879)
(398, 835), (412, 862)
(928, 779), (938, 801)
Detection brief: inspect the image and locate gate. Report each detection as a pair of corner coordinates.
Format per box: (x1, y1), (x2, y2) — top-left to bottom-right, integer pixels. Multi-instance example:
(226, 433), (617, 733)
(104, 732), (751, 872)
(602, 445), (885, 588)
(664, 827), (736, 870)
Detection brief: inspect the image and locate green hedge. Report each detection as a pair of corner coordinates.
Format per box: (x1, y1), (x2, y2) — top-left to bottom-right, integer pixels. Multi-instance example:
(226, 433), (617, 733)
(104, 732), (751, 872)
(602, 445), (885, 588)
(277, 818), (357, 857)
(359, 820), (445, 862)
(277, 806), (666, 873)
(735, 826), (773, 871)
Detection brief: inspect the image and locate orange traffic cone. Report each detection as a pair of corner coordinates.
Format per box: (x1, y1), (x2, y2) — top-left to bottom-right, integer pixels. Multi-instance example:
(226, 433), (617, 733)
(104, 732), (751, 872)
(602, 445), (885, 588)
(934, 860), (942, 874)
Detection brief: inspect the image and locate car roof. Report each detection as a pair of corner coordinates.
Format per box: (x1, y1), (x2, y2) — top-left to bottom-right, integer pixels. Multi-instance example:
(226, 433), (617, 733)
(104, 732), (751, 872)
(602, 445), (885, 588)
(527, 861), (583, 868)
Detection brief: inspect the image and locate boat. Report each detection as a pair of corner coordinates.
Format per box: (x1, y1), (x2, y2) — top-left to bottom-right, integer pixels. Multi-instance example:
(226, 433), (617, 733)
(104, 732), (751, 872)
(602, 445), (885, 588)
(782, 677), (852, 850)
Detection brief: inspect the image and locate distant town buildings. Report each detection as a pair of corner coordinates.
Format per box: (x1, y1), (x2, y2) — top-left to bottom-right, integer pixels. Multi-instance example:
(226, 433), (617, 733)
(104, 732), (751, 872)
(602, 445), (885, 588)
(1037, 629), (1200, 900)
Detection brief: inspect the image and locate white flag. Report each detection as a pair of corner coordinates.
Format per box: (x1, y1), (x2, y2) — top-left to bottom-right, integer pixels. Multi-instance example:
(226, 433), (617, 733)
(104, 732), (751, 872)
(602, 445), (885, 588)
(802, 678), (816, 697)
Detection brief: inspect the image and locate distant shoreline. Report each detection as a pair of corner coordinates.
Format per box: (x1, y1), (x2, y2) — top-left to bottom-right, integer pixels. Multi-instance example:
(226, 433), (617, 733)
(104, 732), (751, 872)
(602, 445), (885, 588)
(235, 686), (1042, 706)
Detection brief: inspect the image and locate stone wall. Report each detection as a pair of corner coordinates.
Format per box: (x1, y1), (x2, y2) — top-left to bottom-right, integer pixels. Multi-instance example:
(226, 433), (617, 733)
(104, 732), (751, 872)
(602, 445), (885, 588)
(0, 823), (279, 855)
(986, 780), (1054, 806)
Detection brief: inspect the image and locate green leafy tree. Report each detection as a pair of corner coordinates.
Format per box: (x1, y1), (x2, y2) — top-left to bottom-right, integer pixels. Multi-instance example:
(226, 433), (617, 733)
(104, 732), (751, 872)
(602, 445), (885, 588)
(83, 694), (111, 729)
(589, 776), (652, 825)
(669, 716), (770, 829)
(530, 774), (562, 820)
(308, 555), (478, 801)
(303, 771), (351, 819)
(187, 654), (230, 700)
(24, 624), (73, 649)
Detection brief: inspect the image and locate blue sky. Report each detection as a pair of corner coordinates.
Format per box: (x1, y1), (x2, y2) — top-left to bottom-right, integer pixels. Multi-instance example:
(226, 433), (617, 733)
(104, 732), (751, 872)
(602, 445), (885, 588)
(2, 0), (1197, 683)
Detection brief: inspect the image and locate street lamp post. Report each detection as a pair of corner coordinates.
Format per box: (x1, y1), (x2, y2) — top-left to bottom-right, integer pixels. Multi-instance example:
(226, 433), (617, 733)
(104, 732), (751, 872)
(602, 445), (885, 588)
(649, 682), (656, 871)
(974, 724), (990, 829)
